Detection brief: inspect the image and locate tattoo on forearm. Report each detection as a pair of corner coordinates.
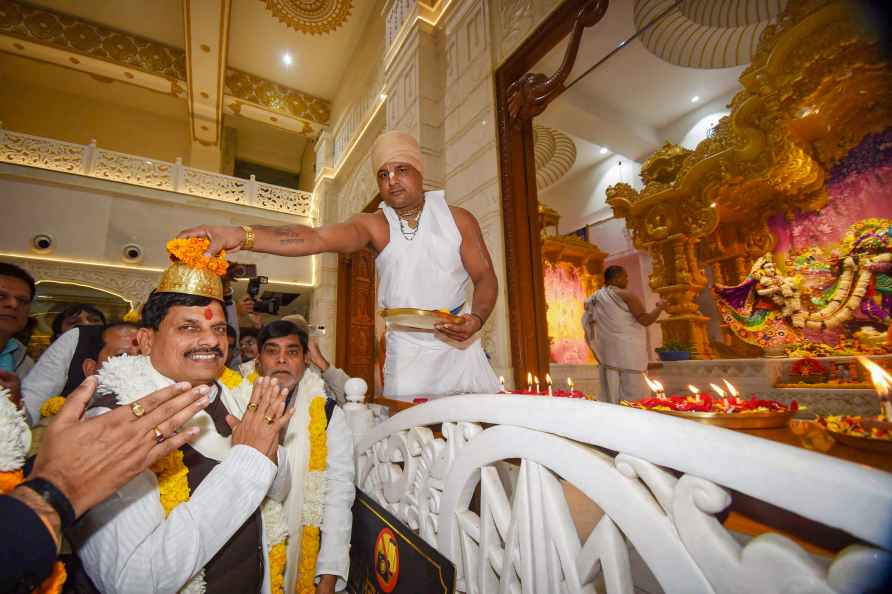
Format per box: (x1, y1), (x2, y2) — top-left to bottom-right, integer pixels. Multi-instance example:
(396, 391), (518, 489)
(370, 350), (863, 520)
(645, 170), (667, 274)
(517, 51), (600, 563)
(256, 225), (308, 246)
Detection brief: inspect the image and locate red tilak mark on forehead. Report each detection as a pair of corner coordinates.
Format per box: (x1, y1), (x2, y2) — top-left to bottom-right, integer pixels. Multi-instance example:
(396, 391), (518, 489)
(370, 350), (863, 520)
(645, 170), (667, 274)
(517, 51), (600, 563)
(204, 307), (213, 320)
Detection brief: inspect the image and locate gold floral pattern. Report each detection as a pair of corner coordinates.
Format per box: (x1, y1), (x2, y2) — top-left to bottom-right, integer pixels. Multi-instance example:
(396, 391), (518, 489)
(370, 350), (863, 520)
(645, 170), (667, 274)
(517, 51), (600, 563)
(225, 69), (331, 126)
(0, 0), (186, 80)
(261, 0), (352, 36)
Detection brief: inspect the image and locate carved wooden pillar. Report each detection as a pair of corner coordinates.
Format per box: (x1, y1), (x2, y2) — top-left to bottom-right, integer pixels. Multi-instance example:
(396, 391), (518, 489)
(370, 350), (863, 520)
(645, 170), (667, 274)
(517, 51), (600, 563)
(607, 167), (717, 358)
(495, 0), (608, 385)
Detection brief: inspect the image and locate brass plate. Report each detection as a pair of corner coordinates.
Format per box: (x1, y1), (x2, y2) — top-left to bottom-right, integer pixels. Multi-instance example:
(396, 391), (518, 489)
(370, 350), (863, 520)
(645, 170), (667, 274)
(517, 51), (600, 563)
(828, 430), (892, 454)
(381, 308), (463, 330)
(655, 409), (794, 429)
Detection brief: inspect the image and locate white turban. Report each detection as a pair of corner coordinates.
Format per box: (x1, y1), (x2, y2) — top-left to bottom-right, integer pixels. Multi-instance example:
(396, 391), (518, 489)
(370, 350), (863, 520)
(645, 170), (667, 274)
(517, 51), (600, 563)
(370, 131), (424, 177)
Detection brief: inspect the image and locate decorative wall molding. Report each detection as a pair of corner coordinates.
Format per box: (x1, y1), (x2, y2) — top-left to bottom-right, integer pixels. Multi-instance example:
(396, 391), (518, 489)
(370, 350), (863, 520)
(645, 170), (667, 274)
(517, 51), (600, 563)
(331, 63), (384, 170)
(0, 128), (315, 218)
(2, 253), (160, 307)
(0, 0), (187, 80)
(261, 0), (352, 35)
(0, 0), (331, 134)
(225, 68), (331, 130)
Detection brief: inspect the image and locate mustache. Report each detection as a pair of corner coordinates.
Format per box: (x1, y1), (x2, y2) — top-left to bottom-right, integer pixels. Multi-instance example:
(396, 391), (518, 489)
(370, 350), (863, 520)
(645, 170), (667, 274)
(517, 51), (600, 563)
(184, 347), (224, 358)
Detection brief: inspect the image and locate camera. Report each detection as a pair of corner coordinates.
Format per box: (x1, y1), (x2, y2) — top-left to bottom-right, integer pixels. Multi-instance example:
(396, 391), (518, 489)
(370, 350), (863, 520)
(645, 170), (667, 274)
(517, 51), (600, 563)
(247, 277), (280, 315)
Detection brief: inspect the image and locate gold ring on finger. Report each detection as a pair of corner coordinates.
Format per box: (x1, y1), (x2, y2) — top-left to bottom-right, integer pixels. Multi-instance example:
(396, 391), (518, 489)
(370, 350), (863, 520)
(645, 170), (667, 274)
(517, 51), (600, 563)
(130, 402), (146, 418)
(153, 426), (165, 443)
(264, 415), (274, 425)
(247, 402), (258, 412)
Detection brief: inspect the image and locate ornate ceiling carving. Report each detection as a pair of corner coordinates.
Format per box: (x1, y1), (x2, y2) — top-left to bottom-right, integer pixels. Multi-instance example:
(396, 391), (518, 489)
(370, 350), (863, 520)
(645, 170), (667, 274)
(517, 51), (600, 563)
(532, 124), (576, 191)
(634, 0), (788, 69)
(260, 0), (352, 36)
(0, 0), (332, 134)
(0, 0), (186, 80)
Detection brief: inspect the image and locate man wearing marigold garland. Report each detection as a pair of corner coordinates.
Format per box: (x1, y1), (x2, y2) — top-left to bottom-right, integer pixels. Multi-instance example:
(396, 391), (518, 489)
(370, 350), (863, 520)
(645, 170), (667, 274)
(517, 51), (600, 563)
(179, 131), (501, 401)
(70, 243), (296, 594)
(246, 319), (355, 594)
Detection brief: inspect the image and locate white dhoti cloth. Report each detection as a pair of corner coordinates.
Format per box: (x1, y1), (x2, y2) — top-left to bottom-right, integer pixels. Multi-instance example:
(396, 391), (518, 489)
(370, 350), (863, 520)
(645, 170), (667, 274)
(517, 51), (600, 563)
(377, 191), (500, 400)
(582, 286), (648, 403)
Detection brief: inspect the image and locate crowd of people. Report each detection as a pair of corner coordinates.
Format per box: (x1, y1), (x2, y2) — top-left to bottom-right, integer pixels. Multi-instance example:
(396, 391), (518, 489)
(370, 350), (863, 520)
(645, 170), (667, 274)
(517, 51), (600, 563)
(0, 259), (356, 594)
(1, 130), (505, 593)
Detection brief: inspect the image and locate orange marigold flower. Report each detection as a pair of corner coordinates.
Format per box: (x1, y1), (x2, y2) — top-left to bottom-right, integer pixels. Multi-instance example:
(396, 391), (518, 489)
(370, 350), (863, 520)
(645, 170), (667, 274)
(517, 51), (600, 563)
(0, 469), (24, 494)
(36, 560), (66, 594)
(166, 238), (229, 277)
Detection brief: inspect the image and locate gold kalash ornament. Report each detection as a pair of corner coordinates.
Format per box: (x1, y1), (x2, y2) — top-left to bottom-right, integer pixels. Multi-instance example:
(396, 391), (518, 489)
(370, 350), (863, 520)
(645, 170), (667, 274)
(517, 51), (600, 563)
(158, 239), (229, 301)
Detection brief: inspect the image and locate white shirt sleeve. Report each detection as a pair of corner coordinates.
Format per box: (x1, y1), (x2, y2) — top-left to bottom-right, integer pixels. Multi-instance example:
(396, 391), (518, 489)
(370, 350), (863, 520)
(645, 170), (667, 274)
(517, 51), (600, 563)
(22, 327), (80, 425)
(315, 405), (356, 590)
(71, 445), (277, 594)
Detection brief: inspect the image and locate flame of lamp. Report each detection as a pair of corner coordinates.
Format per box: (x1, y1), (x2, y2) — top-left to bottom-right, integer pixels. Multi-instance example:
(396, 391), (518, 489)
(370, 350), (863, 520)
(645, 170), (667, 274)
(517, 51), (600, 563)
(722, 378), (739, 397)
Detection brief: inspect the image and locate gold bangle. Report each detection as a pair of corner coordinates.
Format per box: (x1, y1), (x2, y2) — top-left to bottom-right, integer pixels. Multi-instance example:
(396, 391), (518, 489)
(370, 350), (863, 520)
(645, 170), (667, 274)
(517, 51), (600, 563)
(240, 225), (255, 251)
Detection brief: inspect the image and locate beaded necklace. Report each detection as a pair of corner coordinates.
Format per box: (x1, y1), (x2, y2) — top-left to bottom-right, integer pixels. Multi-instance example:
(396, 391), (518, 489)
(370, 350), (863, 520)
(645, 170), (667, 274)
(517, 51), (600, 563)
(396, 199), (424, 241)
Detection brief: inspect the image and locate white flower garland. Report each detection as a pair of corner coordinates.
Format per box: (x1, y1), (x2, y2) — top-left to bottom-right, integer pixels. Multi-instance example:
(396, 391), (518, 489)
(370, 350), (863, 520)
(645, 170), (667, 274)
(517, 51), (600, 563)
(262, 498), (289, 547)
(0, 386), (30, 471)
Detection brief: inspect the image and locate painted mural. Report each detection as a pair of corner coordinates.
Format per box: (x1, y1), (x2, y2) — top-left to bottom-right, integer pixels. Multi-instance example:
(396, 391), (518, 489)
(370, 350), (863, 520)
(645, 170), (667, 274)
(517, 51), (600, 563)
(544, 261), (596, 364)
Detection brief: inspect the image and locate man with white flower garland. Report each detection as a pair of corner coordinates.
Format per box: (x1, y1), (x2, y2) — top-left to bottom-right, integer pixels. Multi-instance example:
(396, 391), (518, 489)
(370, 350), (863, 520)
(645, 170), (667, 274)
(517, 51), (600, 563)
(246, 320), (355, 594)
(70, 258), (295, 594)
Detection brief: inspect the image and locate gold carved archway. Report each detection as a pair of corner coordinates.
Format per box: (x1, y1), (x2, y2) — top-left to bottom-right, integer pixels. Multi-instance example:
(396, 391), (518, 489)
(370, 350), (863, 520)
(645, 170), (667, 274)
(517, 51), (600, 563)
(607, 0), (892, 358)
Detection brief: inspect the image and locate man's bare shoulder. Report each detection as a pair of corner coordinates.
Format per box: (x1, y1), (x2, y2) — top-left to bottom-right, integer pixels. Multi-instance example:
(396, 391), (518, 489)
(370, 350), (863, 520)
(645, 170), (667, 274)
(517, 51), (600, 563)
(448, 206), (482, 231)
(347, 210), (388, 252)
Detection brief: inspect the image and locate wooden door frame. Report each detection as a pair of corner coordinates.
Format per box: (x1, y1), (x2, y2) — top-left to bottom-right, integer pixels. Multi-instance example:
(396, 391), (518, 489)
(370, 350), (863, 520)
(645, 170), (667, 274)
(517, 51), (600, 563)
(494, 0), (608, 386)
(335, 195), (382, 372)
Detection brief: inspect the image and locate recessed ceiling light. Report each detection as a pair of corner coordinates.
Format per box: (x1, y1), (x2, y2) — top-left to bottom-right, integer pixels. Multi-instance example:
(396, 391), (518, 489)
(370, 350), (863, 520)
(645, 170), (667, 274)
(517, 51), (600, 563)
(599, 147), (609, 155)
(691, 95), (700, 103)
(282, 53), (293, 66)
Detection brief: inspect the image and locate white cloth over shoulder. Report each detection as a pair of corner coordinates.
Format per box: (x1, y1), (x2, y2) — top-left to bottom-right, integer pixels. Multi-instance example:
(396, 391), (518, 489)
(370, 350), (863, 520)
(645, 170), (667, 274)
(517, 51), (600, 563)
(583, 286), (648, 404)
(22, 327), (79, 425)
(377, 191), (499, 400)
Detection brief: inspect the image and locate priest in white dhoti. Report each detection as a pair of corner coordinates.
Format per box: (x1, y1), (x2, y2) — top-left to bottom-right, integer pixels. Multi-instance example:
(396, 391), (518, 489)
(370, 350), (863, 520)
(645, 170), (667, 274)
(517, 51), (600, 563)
(583, 265), (664, 403)
(179, 130), (501, 400)
(70, 249), (295, 594)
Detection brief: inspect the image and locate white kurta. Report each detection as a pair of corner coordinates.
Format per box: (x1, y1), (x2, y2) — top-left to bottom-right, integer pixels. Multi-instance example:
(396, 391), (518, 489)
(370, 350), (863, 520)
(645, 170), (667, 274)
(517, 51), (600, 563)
(21, 327), (79, 425)
(583, 286), (648, 403)
(71, 356), (291, 594)
(377, 191), (500, 400)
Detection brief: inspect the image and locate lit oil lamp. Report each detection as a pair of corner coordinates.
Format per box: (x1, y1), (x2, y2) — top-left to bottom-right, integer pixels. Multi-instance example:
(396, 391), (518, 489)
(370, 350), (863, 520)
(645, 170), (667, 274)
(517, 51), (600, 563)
(567, 377), (574, 391)
(858, 356), (892, 420)
(644, 375), (666, 399)
(527, 371), (532, 392)
(499, 376), (505, 392)
(534, 375), (540, 394)
(710, 383), (729, 410)
(546, 373), (553, 396)
(687, 384), (702, 404)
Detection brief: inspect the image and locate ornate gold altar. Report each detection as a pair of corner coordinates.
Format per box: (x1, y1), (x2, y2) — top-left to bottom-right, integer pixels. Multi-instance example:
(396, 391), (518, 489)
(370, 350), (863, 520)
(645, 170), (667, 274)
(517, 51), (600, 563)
(607, 0), (892, 359)
(539, 205), (606, 364)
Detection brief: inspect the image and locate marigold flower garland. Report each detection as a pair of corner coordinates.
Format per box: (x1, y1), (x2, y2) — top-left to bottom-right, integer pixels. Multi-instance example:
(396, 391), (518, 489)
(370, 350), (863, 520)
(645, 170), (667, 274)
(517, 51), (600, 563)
(0, 388), (66, 594)
(39, 396), (66, 419)
(295, 396), (328, 594)
(166, 238), (229, 276)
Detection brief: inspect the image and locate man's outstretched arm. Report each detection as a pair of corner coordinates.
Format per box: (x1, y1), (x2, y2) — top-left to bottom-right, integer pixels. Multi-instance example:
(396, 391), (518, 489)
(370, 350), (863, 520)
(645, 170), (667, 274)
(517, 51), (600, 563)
(178, 214), (376, 258)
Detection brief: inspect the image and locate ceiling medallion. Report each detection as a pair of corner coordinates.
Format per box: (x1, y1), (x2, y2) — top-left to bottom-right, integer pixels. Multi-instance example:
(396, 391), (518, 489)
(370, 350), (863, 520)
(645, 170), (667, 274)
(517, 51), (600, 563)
(261, 0), (352, 36)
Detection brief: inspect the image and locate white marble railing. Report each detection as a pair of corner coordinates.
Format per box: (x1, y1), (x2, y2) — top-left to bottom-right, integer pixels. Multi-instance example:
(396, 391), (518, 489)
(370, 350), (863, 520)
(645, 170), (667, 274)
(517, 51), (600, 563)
(331, 64), (385, 171)
(354, 395), (892, 594)
(0, 128), (314, 218)
(385, 0), (416, 50)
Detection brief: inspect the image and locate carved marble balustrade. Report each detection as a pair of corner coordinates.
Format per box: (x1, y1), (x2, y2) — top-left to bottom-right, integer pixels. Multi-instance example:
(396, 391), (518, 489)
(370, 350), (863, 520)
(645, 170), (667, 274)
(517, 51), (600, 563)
(0, 127), (315, 218)
(354, 395), (892, 594)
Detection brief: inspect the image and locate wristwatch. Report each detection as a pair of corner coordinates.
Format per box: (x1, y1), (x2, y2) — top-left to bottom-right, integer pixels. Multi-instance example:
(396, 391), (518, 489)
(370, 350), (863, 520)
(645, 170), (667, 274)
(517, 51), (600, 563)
(240, 225), (255, 251)
(21, 477), (76, 530)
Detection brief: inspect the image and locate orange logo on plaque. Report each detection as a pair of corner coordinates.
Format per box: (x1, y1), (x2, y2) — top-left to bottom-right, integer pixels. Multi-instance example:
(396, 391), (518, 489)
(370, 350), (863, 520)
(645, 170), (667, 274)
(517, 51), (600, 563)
(373, 527), (400, 592)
